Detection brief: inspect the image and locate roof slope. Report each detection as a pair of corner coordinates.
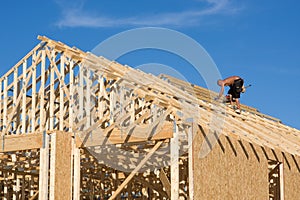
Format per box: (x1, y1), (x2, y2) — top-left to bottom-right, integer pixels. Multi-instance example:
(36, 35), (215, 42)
(76, 36), (300, 156)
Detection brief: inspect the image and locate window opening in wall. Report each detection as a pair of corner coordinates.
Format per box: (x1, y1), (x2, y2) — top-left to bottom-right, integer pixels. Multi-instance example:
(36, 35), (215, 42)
(268, 160), (284, 200)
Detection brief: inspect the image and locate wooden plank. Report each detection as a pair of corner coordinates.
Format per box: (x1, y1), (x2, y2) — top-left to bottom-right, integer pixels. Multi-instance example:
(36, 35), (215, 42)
(108, 140), (164, 200)
(280, 163), (284, 200)
(38, 133), (49, 200)
(0, 133), (43, 152)
(22, 60), (27, 134)
(159, 169), (171, 197)
(29, 191), (39, 200)
(76, 121), (173, 147)
(188, 124), (194, 200)
(13, 174), (18, 200)
(98, 75), (104, 119)
(49, 51), (55, 131)
(110, 85), (115, 124)
(73, 145), (81, 200)
(69, 60), (74, 132)
(13, 68), (18, 134)
(3, 77), (8, 132)
(59, 54), (65, 131)
(39, 50), (46, 132)
(85, 69), (91, 128)
(31, 52), (37, 132)
(49, 133), (56, 200)
(79, 66), (84, 121)
(69, 62), (81, 200)
(27, 175), (32, 197)
(171, 122), (179, 200)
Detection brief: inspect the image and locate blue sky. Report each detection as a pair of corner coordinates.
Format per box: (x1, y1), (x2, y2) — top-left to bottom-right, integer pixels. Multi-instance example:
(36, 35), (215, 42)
(0, 0), (299, 129)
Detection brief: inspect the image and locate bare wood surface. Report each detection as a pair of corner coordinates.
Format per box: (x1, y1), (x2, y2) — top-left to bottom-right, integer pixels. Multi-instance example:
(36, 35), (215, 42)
(159, 169), (171, 197)
(0, 134), (43, 152)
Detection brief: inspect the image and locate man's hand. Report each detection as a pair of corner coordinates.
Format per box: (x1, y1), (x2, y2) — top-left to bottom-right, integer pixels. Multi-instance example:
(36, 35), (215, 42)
(214, 96), (223, 102)
(215, 95), (227, 103)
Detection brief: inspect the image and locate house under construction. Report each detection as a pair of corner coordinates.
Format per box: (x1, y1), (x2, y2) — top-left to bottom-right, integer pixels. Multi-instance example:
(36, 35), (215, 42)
(0, 36), (300, 200)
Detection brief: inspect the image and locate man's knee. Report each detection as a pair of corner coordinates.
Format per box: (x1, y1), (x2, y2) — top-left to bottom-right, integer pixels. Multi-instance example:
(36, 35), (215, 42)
(233, 98), (240, 102)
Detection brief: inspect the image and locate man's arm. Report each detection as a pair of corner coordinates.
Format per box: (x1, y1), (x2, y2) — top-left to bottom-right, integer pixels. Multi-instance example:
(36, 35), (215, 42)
(218, 84), (224, 98)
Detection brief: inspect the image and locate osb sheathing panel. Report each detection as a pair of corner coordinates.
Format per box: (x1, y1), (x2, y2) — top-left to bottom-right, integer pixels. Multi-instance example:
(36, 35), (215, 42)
(193, 125), (268, 200)
(283, 154), (300, 200)
(245, 139), (300, 200)
(53, 132), (72, 199)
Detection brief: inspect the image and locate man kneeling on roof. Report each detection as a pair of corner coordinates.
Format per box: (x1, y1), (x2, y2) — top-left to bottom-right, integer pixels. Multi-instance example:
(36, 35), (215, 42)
(217, 76), (245, 114)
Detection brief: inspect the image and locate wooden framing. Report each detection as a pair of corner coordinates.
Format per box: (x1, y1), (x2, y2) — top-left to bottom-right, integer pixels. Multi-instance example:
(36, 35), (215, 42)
(188, 124), (194, 200)
(0, 35), (300, 199)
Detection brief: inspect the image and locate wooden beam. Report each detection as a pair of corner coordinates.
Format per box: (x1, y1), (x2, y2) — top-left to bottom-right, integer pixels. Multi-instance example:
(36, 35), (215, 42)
(39, 50), (46, 132)
(22, 60), (27, 134)
(0, 133), (43, 152)
(38, 133), (49, 200)
(3, 77), (8, 132)
(49, 132), (56, 200)
(49, 50), (55, 131)
(76, 121), (173, 147)
(188, 124), (194, 200)
(108, 140), (164, 200)
(159, 169), (171, 197)
(73, 145), (81, 200)
(279, 163), (284, 200)
(31, 52), (37, 132)
(13, 67), (18, 134)
(85, 69), (91, 129)
(170, 122), (179, 200)
(29, 191), (39, 200)
(59, 54), (65, 131)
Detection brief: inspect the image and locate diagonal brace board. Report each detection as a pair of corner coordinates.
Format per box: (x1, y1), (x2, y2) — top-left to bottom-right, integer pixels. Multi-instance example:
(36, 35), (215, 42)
(108, 140), (165, 200)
